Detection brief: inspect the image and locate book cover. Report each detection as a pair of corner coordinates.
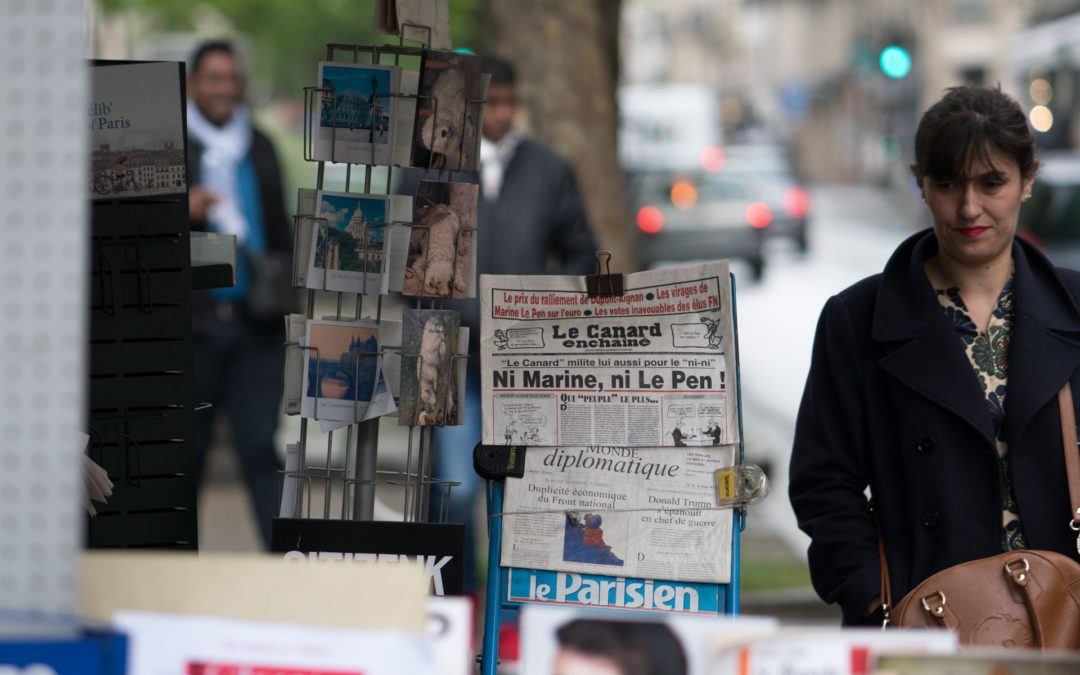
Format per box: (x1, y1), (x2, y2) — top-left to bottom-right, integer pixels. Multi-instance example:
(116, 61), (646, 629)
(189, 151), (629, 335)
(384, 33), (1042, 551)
(89, 62), (186, 200)
(301, 319), (391, 423)
(398, 309), (461, 426)
(314, 62), (397, 166)
(306, 191), (411, 295)
(403, 180), (478, 299)
(411, 50), (484, 173)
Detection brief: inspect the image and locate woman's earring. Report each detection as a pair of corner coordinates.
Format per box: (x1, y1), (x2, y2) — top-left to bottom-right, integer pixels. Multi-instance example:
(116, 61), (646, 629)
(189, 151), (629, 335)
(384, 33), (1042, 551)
(1023, 193), (1032, 201)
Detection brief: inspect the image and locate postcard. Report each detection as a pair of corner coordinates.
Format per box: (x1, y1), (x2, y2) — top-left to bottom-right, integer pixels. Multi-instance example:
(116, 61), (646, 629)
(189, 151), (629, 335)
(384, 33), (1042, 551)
(403, 180), (478, 299)
(283, 313), (309, 415)
(292, 188), (317, 287)
(314, 62), (398, 166)
(306, 191), (412, 295)
(90, 62), (186, 200)
(411, 50), (485, 173)
(301, 319), (395, 423)
(398, 310), (461, 426)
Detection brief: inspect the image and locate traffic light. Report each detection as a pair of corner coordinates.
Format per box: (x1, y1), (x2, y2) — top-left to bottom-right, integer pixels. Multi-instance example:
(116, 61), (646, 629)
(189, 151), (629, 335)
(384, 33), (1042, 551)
(879, 45), (912, 79)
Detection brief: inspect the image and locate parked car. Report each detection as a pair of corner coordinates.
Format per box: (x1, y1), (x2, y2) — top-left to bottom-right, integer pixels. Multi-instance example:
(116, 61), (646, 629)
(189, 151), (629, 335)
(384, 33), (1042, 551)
(628, 170), (771, 279)
(720, 143), (811, 252)
(1017, 152), (1080, 270)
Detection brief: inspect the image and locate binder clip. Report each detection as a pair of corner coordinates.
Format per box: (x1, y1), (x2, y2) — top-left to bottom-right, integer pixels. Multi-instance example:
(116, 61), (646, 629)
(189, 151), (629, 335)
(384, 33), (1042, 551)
(713, 464), (770, 508)
(586, 251), (624, 297)
(474, 442), (527, 480)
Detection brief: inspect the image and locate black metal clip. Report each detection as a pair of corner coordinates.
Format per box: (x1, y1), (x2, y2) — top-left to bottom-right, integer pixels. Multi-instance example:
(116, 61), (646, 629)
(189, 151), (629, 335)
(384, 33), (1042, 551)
(585, 251), (624, 297)
(473, 442), (526, 480)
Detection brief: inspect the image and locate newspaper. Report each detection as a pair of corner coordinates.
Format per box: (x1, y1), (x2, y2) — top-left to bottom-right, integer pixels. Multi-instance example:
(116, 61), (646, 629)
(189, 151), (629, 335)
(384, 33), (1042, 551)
(501, 445), (735, 584)
(480, 261), (738, 447)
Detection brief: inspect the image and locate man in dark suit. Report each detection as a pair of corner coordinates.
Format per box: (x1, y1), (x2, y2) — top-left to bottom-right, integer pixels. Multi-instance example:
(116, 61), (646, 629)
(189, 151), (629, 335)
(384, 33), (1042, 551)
(427, 56), (598, 590)
(186, 40), (291, 549)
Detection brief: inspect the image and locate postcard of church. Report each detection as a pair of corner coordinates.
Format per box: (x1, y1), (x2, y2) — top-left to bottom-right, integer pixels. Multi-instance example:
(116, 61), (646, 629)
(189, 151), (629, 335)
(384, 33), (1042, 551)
(306, 191), (412, 294)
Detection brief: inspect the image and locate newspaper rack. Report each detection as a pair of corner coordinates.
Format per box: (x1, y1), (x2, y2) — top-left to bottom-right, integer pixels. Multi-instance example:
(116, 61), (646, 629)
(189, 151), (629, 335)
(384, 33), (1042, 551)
(476, 265), (748, 675)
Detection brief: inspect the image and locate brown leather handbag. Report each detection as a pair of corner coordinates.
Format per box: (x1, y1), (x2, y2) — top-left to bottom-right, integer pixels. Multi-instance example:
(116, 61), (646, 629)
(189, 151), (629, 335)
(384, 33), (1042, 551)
(880, 383), (1080, 649)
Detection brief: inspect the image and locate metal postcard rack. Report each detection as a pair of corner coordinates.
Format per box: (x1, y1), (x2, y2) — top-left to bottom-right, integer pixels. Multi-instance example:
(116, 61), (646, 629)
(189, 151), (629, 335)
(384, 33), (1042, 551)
(277, 33), (485, 531)
(476, 264), (749, 675)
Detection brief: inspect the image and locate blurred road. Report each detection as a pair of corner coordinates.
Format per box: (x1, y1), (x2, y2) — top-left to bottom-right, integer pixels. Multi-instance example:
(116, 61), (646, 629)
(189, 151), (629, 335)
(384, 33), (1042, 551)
(736, 183), (917, 584)
(199, 182), (922, 622)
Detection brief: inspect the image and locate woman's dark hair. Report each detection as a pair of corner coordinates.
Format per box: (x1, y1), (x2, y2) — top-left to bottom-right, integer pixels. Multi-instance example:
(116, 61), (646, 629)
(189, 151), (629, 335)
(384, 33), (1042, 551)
(555, 619), (687, 675)
(911, 85), (1037, 182)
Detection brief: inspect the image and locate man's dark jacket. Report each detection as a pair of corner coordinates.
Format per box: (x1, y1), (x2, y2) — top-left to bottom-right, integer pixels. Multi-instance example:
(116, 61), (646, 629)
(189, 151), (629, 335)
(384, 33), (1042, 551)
(186, 128), (291, 333)
(790, 230), (1080, 625)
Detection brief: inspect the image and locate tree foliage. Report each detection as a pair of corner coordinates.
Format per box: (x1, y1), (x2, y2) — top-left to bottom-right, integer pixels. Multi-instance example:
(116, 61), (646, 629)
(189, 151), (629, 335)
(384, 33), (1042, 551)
(98, 0), (485, 101)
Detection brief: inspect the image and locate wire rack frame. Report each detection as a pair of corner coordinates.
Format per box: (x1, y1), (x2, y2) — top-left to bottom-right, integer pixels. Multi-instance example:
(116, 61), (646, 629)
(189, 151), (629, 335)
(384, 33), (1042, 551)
(281, 36), (486, 526)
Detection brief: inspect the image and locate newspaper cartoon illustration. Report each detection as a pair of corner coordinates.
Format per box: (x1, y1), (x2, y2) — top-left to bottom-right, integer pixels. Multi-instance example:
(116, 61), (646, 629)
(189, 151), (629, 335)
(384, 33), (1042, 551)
(563, 512), (625, 567)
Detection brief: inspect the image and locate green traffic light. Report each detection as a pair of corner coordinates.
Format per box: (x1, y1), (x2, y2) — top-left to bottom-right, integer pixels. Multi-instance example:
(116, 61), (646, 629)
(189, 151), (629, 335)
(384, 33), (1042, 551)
(879, 45), (911, 79)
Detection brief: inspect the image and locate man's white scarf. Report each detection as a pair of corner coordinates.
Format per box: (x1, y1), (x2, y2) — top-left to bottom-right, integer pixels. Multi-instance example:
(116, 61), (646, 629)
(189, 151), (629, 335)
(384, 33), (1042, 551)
(187, 102), (253, 242)
(480, 129), (520, 201)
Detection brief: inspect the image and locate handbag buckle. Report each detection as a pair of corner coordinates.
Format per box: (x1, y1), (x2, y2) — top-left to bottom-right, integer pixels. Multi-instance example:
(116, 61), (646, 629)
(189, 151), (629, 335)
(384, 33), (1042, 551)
(1004, 557), (1031, 585)
(1072, 510), (1080, 555)
(920, 591), (947, 616)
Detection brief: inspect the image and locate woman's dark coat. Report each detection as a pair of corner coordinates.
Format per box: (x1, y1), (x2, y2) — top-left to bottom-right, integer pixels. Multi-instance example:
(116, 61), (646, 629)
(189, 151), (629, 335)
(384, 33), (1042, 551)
(789, 229), (1080, 625)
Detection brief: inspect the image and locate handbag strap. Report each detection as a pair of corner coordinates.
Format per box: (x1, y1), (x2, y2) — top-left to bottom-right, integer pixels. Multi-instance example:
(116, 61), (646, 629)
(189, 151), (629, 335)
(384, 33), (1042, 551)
(1059, 382), (1080, 526)
(878, 522), (892, 626)
(876, 381), (1077, 627)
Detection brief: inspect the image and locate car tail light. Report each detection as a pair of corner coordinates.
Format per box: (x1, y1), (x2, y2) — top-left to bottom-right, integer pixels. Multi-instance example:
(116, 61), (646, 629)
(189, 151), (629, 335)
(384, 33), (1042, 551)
(700, 146), (726, 173)
(670, 180), (697, 210)
(783, 186), (810, 218)
(636, 206), (664, 234)
(1018, 228), (1043, 249)
(746, 201), (772, 229)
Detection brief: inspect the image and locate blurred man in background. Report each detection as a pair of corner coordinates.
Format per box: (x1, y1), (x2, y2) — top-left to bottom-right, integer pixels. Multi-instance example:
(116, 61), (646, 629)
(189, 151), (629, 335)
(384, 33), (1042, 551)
(429, 56), (597, 591)
(186, 40), (292, 548)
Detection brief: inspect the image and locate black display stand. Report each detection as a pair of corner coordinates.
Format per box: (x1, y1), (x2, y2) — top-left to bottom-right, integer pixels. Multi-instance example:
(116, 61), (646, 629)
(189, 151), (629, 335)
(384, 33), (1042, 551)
(86, 60), (200, 549)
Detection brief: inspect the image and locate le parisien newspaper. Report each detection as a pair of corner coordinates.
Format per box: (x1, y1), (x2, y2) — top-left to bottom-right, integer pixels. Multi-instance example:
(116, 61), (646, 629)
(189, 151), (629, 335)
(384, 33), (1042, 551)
(480, 261), (739, 585)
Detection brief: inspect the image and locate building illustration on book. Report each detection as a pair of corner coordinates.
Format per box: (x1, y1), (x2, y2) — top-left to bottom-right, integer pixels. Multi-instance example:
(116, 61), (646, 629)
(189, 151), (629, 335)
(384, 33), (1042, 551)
(90, 142), (186, 197)
(563, 513), (625, 567)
